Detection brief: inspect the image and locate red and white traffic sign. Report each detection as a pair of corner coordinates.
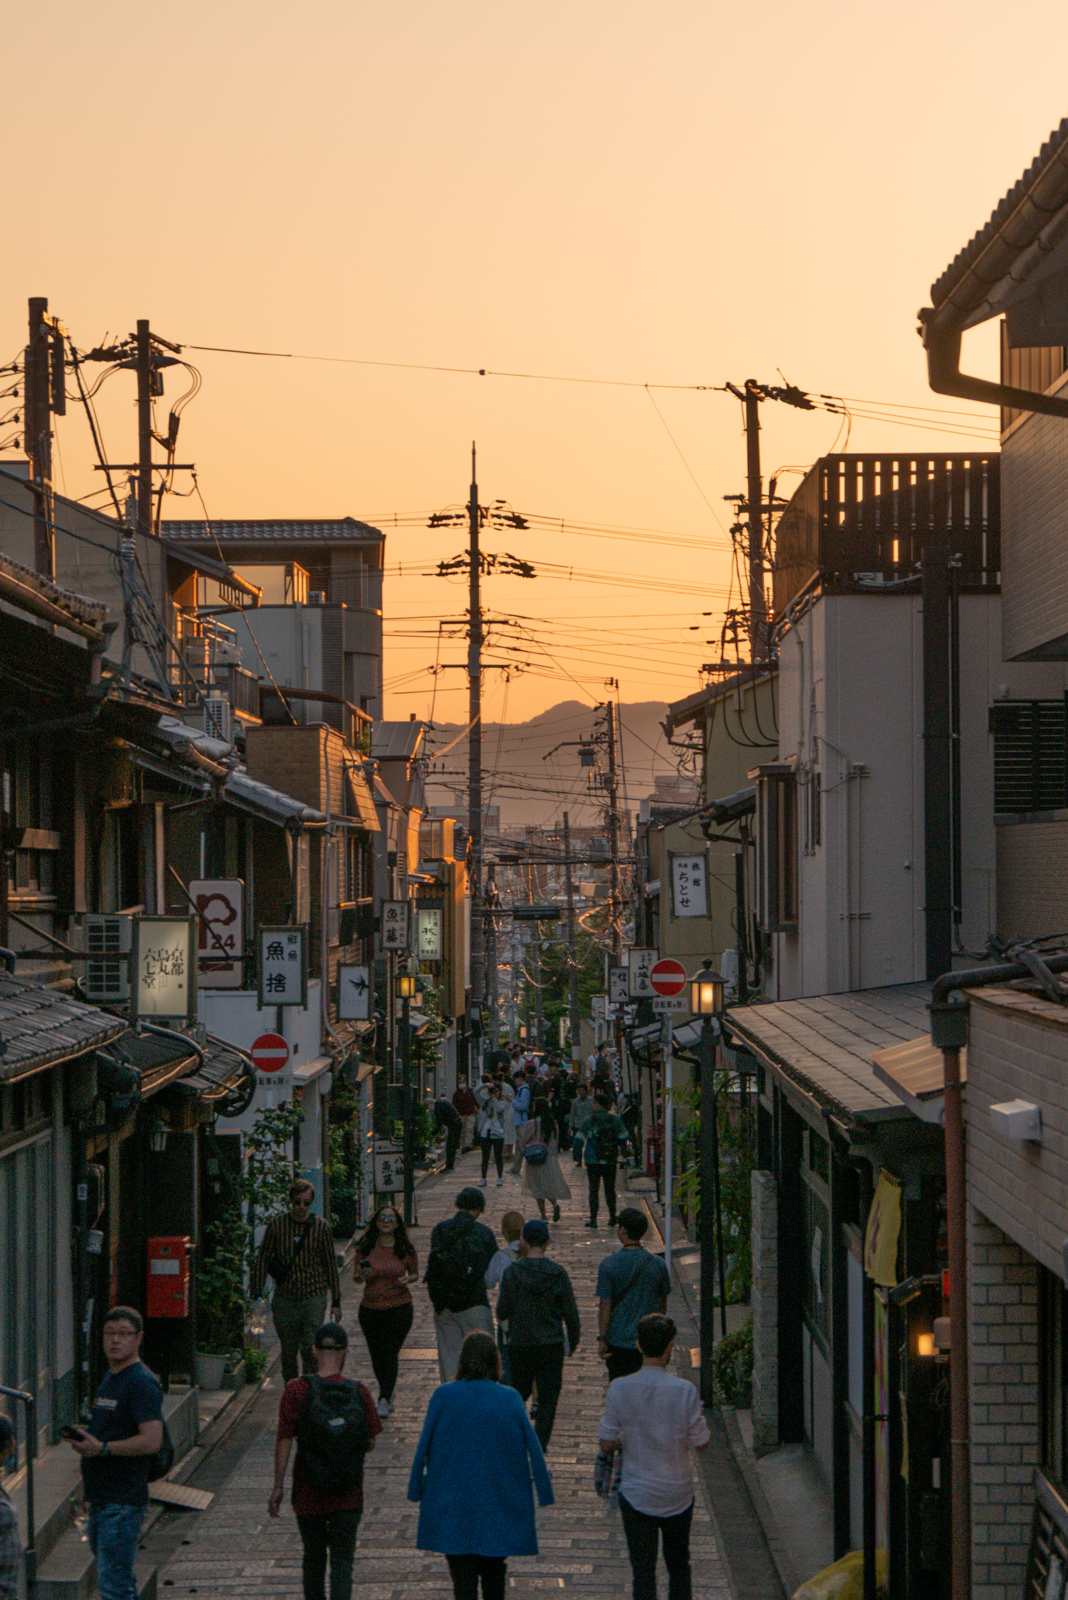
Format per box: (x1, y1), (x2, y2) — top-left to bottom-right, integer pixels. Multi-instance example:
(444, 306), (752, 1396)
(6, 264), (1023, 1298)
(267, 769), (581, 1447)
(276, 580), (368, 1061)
(250, 1032), (289, 1073)
(649, 958), (688, 997)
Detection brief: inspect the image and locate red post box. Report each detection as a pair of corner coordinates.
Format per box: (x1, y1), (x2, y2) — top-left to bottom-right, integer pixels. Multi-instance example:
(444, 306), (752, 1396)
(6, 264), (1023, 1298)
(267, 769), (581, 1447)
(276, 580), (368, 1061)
(146, 1236), (192, 1318)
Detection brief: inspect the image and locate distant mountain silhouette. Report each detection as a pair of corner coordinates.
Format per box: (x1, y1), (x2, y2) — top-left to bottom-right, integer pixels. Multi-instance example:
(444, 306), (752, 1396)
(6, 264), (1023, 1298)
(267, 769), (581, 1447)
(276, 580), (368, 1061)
(422, 699), (680, 828)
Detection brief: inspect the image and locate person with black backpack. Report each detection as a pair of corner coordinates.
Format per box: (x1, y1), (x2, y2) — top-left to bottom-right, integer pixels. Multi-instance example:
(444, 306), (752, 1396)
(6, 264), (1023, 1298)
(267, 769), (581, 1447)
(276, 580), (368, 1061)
(424, 1187), (498, 1382)
(580, 1092), (631, 1229)
(269, 1324), (381, 1600)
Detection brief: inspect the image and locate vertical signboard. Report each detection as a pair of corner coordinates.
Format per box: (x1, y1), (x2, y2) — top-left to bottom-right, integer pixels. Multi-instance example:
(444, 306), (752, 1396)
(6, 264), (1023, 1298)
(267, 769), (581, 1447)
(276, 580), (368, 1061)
(189, 879), (244, 988)
(670, 854), (709, 919)
(381, 900), (409, 951)
(131, 916), (197, 1023)
(628, 948), (657, 998)
(257, 926), (308, 1008)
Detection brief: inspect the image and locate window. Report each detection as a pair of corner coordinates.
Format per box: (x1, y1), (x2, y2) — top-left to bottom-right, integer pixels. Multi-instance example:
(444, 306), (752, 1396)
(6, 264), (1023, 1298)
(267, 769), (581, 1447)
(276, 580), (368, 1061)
(990, 698), (1067, 814)
(753, 764), (799, 931)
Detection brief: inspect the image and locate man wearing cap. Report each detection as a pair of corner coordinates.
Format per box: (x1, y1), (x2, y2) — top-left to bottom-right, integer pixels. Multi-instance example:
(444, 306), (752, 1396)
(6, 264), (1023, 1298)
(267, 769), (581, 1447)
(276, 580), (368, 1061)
(0, 1416), (20, 1600)
(424, 1187), (498, 1382)
(250, 1181), (342, 1383)
(596, 1209), (671, 1381)
(269, 1323), (381, 1600)
(496, 1219), (580, 1451)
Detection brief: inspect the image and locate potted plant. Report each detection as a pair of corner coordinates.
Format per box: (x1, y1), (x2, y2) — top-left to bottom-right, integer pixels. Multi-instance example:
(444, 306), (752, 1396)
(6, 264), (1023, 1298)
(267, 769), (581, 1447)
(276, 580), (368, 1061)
(195, 1205), (249, 1389)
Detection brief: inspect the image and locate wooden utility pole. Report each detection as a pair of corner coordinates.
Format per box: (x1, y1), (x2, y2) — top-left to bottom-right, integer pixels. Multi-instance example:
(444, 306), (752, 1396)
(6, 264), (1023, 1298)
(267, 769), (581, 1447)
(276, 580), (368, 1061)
(604, 698), (622, 968)
(25, 297), (59, 578)
(467, 445), (485, 1075)
(743, 379), (767, 660)
(136, 321), (154, 538)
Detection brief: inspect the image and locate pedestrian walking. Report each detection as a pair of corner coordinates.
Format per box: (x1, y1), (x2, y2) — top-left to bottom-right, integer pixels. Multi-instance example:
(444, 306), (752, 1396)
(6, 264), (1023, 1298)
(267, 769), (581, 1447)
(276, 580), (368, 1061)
(268, 1323), (381, 1600)
(353, 1204), (419, 1417)
(582, 1092), (631, 1228)
(516, 1097), (571, 1222)
(433, 1094), (463, 1171)
(250, 1180), (342, 1382)
(596, 1209), (671, 1380)
(496, 1219), (580, 1451)
(424, 1187), (498, 1382)
(599, 1313), (710, 1600)
(476, 1084), (506, 1186)
(485, 1210), (524, 1385)
(452, 1080), (479, 1151)
(568, 1083), (591, 1164)
(498, 1075), (516, 1157)
(66, 1305), (164, 1600)
(0, 1417), (21, 1600)
(407, 1330), (554, 1600)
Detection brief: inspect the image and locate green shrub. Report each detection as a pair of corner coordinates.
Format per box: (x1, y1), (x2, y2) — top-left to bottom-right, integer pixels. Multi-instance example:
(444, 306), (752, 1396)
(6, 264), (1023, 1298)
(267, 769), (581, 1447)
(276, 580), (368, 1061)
(711, 1317), (753, 1408)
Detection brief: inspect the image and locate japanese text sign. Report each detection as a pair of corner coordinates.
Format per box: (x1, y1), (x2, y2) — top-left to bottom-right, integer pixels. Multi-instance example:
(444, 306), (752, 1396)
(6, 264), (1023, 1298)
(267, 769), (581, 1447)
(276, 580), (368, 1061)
(381, 900), (409, 951)
(131, 916), (196, 1023)
(257, 926), (308, 1008)
(416, 906), (443, 961)
(671, 854), (709, 920)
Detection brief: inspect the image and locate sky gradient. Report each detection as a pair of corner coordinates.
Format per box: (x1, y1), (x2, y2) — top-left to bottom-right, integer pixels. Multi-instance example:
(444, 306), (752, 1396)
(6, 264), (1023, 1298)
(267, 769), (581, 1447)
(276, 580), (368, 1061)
(2, 1), (1058, 728)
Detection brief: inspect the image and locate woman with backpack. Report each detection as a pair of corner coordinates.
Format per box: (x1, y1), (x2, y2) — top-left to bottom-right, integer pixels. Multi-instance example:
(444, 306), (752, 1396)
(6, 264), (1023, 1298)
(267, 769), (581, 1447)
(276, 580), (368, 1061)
(353, 1205), (419, 1417)
(408, 1330), (553, 1600)
(516, 1097), (571, 1223)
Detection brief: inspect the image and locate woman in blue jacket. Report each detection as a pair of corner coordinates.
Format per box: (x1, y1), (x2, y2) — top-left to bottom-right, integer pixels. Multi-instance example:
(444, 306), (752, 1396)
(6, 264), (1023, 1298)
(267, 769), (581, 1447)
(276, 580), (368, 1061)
(407, 1330), (554, 1600)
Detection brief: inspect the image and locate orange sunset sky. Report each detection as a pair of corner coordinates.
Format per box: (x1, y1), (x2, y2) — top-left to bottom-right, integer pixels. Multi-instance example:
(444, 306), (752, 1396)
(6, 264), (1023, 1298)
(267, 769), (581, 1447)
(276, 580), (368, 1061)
(2, 2), (1059, 733)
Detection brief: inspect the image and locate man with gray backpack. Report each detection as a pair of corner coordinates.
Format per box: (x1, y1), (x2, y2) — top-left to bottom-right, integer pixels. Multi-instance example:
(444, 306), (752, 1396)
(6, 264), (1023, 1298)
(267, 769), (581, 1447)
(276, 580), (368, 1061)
(269, 1323), (381, 1600)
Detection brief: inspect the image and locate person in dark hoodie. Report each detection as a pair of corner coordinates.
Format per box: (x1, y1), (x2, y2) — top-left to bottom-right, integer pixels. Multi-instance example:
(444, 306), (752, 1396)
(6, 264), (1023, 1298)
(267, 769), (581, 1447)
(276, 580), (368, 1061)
(496, 1219), (581, 1451)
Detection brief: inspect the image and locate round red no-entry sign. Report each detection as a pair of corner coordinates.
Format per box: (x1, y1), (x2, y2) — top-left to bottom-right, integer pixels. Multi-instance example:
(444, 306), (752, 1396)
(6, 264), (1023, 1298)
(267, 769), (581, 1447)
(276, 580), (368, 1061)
(649, 958), (688, 997)
(251, 1032), (289, 1073)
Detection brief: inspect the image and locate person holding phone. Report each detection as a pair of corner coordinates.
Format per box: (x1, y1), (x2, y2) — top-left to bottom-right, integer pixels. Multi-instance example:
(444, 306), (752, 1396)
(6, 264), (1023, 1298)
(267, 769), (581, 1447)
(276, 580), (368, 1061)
(353, 1205), (418, 1417)
(65, 1306), (163, 1600)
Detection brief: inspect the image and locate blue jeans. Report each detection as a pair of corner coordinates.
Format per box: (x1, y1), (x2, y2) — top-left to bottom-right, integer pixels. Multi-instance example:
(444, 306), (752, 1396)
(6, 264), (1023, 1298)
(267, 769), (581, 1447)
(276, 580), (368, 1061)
(88, 1502), (145, 1600)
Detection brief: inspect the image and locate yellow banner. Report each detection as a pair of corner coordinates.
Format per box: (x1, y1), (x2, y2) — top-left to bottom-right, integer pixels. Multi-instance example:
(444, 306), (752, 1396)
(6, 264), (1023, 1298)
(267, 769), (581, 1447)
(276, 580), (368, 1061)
(864, 1170), (902, 1286)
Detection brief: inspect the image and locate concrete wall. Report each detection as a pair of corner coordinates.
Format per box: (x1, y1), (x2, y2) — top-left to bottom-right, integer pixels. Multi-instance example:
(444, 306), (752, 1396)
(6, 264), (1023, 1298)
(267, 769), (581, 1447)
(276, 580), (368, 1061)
(751, 1169), (779, 1452)
(997, 816), (1068, 944)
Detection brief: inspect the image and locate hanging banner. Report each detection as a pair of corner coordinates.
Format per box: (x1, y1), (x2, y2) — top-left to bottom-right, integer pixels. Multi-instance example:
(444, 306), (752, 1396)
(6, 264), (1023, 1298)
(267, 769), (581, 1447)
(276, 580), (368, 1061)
(864, 1169), (903, 1286)
(670, 854), (709, 919)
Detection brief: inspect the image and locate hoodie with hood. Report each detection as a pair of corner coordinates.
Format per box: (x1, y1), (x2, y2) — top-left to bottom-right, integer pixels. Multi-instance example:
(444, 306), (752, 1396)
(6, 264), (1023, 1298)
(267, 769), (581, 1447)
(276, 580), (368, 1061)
(496, 1255), (581, 1350)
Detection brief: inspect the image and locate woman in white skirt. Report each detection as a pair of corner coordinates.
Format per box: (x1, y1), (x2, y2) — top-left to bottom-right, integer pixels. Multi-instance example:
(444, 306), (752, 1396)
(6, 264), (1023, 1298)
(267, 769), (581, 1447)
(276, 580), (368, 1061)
(516, 1097), (571, 1223)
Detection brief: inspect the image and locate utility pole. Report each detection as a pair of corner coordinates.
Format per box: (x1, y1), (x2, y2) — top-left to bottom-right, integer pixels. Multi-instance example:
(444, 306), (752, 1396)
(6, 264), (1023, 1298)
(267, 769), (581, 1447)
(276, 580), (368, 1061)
(741, 380), (767, 660)
(563, 812), (582, 1068)
(24, 297), (66, 579)
(604, 698), (622, 969)
(136, 321), (154, 539)
(467, 444), (485, 1081)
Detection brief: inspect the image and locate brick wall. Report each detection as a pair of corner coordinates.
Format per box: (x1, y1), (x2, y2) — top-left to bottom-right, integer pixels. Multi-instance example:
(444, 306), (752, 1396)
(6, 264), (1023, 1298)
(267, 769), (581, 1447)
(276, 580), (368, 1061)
(751, 1169), (779, 1453)
(997, 819), (1068, 945)
(968, 1206), (1040, 1600)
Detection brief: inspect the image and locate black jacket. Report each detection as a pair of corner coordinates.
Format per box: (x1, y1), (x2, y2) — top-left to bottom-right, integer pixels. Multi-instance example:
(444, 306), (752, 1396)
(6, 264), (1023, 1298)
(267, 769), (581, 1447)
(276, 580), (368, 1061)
(497, 1256), (581, 1350)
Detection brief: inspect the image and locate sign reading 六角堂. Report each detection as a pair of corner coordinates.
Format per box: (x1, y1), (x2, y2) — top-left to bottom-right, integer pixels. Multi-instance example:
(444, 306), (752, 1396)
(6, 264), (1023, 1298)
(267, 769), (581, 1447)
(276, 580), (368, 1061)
(131, 916), (197, 1024)
(257, 926), (308, 1008)
(670, 854), (708, 919)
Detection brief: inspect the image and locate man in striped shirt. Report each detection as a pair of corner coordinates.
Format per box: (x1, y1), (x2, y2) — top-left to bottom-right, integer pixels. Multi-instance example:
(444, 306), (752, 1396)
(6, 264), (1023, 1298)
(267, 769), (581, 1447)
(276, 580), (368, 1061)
(251, 1181), (342, 1382)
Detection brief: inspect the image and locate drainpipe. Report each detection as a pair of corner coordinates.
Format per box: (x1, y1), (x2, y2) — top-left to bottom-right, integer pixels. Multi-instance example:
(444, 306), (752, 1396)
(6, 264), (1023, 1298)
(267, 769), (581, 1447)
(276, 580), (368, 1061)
(929, 951), (1068, 1600)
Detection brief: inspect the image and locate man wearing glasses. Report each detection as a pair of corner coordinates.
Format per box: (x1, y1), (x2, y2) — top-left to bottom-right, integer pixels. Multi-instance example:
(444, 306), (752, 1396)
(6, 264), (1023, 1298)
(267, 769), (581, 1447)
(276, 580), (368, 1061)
(251, 1181), (342, 1381)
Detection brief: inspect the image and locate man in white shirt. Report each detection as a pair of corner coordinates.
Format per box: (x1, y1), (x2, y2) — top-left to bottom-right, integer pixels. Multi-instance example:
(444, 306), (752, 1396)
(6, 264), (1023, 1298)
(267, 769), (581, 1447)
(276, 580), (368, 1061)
(598, 1313), (710, 1600)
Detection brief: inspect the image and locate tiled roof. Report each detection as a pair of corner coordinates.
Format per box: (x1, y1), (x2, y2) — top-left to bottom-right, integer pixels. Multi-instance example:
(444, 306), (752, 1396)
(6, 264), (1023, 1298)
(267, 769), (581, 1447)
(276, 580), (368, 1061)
(727, 983), (934, 1125)
(161, 519), (383, 544)
(0, 974), (127, 1082)
(929, 118), (1068, 311)
(0, 549), (109, 636)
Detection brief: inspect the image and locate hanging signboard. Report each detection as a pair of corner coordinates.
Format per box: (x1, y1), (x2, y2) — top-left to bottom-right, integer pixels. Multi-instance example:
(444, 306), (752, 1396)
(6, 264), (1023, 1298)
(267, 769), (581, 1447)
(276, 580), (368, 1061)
(381, 900), (409, 951)
(609, 965), (629, 1004)
(338, 964), (372, 1022)
(670, 854), (709, 920)
(416, 905), (443, 961)
(257, 926), (308, 1008)
(131, 916), (197, 1024)
(373, 1142), (404, 1193)
(628, 948), (657, 998)
(189, 879), (244, 989)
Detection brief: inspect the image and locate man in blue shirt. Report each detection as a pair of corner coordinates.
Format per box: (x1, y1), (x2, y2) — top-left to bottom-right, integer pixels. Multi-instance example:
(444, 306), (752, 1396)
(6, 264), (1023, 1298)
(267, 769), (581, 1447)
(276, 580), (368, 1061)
(595, 1209), (671, 1381)
(67, 1306), (163, 1600)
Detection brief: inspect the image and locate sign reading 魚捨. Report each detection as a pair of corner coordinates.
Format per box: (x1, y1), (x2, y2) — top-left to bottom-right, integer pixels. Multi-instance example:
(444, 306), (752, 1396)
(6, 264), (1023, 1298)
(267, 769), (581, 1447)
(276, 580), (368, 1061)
(257, 926), (308, 1008)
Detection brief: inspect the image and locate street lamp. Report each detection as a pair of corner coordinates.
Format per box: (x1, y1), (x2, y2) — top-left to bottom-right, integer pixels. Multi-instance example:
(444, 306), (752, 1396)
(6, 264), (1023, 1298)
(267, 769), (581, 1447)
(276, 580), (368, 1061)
(398, 973), (419, 1227)
(691, 960), (727, 1406)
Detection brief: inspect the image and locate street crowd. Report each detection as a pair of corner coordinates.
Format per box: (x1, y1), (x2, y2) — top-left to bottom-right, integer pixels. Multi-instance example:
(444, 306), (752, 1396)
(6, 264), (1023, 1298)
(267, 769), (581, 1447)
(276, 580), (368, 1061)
(0, 1048), (709, 1600)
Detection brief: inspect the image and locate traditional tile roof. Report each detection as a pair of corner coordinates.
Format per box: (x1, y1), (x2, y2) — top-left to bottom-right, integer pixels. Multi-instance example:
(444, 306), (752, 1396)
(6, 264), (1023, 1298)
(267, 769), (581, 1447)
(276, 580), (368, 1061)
(0, 974), (127, 1081)
(727, 983), (934, 1125)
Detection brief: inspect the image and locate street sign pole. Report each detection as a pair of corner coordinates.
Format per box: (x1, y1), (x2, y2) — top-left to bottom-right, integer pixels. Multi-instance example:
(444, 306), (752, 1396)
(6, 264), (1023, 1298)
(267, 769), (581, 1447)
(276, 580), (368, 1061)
(663, 1010), (674, 1287)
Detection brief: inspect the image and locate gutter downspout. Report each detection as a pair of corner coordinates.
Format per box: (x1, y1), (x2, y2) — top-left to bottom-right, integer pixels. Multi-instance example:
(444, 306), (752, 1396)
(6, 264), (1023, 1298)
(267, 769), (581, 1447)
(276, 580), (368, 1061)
(929, 952), (1068, 1600)
(919, 314), (1068, 419)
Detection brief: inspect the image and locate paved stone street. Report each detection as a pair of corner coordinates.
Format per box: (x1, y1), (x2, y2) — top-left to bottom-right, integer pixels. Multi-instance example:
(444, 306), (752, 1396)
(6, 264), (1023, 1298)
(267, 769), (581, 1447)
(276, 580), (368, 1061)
(146, 1149), (735, 1599)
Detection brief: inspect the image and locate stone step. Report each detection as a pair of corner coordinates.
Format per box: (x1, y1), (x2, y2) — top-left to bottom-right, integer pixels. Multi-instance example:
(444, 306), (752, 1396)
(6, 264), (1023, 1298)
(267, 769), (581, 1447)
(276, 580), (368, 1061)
(35, 1525), (156, 1600)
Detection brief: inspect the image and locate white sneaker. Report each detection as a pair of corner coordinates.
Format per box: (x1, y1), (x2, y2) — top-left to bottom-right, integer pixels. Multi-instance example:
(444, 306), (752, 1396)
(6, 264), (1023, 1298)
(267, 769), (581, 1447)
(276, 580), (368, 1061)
(477, 1179), (487, 1187)
(377, 1396), (393, 1417)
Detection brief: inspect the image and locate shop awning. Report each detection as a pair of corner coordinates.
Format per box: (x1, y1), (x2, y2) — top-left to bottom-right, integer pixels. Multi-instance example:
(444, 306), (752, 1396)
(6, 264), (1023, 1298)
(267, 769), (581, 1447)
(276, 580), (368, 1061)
(0, 973), (128, 1082)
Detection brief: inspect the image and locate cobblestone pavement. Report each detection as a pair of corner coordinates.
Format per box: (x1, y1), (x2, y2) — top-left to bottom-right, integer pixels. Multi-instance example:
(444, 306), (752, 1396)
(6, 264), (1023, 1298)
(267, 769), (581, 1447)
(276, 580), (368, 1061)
(147, 1149), (734, 1599)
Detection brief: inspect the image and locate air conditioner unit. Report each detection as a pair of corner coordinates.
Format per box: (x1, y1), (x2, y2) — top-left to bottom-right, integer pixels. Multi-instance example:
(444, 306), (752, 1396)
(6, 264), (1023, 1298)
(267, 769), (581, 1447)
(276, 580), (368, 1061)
(203, 697), (232, 743)
(308, 591), (325, 605)
(83, 913), (133, 1003)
